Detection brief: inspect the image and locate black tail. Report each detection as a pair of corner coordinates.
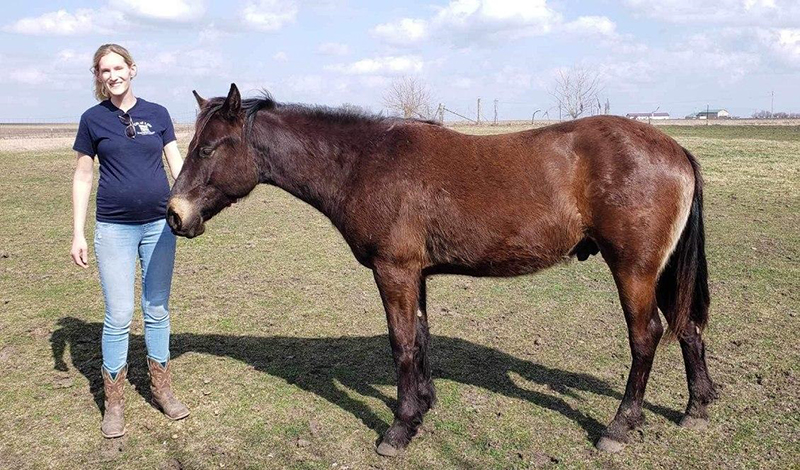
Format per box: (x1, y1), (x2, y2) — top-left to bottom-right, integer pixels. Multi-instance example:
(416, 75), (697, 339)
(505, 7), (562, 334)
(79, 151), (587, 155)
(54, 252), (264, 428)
(657, 147), (710, 339)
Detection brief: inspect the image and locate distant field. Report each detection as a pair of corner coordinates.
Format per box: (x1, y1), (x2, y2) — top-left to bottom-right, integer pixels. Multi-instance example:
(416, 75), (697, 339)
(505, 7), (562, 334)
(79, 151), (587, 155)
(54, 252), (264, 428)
(0, 124), (797, 469)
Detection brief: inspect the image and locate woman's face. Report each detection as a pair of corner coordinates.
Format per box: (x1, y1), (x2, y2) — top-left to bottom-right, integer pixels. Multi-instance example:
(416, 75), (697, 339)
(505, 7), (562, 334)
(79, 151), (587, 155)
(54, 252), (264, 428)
(97, 52), (136, 98)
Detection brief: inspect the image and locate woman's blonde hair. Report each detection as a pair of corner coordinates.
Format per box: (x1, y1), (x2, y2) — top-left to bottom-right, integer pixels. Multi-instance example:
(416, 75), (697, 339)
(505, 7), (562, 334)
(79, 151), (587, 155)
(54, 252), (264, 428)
(90, 44), (135, 102)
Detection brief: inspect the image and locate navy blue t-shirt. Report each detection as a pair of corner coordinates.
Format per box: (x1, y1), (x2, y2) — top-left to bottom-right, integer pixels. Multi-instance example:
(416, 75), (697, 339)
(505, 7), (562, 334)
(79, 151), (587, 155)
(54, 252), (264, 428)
(73, 98), (176, 224)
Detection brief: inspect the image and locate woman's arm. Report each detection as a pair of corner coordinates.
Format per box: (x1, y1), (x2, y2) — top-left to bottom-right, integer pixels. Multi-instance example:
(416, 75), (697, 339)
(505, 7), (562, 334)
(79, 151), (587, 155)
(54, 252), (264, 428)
(71, 153), (94, 268)
(163, 140), (183, 180)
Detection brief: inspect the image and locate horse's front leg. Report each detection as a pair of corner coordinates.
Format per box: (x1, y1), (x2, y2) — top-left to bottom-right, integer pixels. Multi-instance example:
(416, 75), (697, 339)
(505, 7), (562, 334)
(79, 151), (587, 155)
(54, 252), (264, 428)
(373, 262), (425, 457)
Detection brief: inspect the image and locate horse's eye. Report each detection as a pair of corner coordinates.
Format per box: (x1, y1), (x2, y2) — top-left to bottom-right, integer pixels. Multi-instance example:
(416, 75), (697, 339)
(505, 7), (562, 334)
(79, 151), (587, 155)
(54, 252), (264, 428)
(199, 147), (213, 158)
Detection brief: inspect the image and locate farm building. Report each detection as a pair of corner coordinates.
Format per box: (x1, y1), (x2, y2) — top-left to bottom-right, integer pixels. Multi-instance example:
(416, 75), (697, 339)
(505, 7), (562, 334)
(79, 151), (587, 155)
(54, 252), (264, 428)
(688, 109), (730, 119)
(626, 112), (670, 121)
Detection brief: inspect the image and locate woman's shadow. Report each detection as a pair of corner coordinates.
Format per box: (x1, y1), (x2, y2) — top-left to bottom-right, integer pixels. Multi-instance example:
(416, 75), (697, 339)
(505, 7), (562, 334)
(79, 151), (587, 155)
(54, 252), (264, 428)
(51, 317), (682, 443)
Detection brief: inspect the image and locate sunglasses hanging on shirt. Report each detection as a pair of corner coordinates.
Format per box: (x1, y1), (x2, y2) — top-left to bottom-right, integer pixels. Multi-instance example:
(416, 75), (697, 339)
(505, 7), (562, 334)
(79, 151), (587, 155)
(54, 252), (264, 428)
(118, 113), (136, 139)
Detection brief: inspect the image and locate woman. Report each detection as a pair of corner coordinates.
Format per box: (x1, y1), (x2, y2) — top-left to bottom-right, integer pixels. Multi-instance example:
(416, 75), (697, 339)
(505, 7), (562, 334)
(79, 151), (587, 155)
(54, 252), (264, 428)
(71, 44), (188, 438)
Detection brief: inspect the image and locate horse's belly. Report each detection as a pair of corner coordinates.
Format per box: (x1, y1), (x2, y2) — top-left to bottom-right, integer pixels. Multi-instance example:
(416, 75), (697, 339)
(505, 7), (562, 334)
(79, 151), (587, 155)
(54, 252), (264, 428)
(426, 227), (580, 277)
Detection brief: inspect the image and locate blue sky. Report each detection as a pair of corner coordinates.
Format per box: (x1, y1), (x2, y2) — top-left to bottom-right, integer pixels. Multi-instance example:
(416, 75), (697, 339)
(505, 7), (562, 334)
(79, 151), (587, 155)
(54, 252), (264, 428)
(1, 0), (799, 122)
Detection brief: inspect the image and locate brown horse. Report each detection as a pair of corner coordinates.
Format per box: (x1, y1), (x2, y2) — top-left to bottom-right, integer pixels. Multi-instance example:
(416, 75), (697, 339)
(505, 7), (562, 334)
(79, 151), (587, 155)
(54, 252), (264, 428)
(167, 84), (716, 456)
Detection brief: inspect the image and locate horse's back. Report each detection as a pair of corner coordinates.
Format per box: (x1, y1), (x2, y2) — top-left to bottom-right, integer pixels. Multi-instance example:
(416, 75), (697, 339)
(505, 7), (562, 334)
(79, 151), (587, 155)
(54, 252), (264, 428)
(346, 116), (694, 276)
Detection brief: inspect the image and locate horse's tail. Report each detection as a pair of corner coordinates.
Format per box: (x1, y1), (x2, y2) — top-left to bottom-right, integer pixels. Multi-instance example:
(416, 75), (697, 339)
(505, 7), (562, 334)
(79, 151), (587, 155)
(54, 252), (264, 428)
(656, 147), (710, 339)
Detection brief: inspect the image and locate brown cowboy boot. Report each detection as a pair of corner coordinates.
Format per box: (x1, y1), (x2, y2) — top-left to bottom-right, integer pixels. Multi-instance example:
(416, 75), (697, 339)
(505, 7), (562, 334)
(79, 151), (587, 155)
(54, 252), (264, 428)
(101, 366), (127, 438)
(147, 357), (190, 420)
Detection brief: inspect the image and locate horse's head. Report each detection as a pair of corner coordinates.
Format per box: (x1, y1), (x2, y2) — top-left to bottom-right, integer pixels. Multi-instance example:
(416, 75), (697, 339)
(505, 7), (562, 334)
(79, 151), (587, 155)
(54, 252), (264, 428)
(167, 84), (260, 238)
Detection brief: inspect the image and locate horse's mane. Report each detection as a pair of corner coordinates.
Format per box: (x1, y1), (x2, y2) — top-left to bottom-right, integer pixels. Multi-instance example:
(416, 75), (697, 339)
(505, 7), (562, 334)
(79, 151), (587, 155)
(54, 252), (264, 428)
(197, 91), (441, 140)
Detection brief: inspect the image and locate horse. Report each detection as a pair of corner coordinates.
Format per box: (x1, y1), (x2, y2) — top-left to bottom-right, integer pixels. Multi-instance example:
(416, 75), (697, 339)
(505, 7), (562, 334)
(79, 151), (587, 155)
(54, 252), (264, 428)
(167, 84), (717, 456)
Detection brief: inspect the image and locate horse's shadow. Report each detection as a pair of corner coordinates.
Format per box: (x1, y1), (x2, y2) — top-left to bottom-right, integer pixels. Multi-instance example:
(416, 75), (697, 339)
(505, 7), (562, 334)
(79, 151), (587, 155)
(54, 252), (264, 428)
(51, 317), (682, 443)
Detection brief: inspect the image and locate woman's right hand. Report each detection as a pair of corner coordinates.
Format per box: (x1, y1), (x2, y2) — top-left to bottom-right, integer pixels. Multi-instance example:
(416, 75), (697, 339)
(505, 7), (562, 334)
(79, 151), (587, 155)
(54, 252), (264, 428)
(71, 236), (89, 268)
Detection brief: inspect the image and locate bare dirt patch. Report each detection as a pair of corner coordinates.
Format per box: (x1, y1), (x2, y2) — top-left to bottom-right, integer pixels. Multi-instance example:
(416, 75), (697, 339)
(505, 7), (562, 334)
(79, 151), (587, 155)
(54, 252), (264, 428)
(0, 124), (194, 153)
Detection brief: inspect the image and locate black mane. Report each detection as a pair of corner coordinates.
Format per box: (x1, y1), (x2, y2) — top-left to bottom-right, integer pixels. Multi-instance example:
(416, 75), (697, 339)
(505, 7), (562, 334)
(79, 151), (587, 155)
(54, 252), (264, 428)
(199, 91), (441, 137)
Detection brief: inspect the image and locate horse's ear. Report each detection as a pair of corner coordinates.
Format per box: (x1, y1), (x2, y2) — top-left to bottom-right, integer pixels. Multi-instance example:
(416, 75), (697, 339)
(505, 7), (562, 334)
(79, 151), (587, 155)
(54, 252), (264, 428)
(221, 83), (241, 120)
(192, 90), (207, 108)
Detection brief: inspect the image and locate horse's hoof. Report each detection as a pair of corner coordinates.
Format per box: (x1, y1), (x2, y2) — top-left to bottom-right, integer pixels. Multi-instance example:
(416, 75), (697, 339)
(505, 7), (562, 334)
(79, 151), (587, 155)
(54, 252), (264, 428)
(376, 442), (401, 457)
(679, 415), (709, 430)
(596, 437), (626, 453)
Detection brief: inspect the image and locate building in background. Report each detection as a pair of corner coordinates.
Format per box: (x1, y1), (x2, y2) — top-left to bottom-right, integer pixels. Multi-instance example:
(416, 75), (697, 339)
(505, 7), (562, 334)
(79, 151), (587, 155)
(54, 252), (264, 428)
(625, 112), (671, 121)
(687, 109), (731, 119)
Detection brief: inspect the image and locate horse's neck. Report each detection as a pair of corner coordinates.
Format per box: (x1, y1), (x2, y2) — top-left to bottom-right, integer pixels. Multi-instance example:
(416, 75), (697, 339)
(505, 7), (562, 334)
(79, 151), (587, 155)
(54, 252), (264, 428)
(256, 117), (361, 221)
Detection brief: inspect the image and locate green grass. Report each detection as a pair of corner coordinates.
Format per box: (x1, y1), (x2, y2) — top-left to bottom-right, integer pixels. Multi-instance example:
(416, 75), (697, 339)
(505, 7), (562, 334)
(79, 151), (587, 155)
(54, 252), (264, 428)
(0, 124), (798, 469)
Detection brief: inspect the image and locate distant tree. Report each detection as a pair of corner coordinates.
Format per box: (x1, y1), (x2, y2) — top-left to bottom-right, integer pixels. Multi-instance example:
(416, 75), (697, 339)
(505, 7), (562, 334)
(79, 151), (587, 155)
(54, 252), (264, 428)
(550, 66), (603, 119)
(752, 110), (772, 119)
(754, 110), (800, 119)
(383, 77), (434, 119)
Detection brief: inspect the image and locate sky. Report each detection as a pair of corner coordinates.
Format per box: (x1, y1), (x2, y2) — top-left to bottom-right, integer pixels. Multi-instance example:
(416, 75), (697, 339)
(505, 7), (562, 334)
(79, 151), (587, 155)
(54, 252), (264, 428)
(1, 0), (799, 123)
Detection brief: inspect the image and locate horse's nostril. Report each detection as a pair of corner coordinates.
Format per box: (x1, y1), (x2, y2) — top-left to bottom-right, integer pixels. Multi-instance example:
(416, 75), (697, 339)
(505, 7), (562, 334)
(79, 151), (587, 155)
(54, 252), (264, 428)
(167, 208), (182, 231)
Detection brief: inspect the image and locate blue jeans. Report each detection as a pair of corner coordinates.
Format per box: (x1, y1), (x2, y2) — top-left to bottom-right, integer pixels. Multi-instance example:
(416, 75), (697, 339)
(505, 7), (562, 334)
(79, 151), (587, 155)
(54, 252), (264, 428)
(94, 219), (176, 373)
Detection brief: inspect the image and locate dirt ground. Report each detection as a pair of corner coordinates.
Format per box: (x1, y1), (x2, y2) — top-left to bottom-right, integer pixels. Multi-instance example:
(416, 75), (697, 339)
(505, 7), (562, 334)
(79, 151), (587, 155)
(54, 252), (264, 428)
(1, 123), (798, 469)
(0, 124), (195, 153)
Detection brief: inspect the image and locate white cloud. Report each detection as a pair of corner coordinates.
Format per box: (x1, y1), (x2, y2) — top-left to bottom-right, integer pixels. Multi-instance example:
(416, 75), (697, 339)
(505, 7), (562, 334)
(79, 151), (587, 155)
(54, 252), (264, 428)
(241, 0), (298, 31)
(758, 28), (800, 68)
(109, 0), (206, 22)
(744, 0), (776, 8)
(453, 77), (474, 89)
(327, 56), (424, 75)
(57, 49), (93, 65)
(273, 51), (288, 61)
(431, 0), (561, 39)
(286, 74), (324, 95)
(623, 0), (798, 26)
(369, 0), (623, 46)
(9, 68), (48, 85)
(493, 65), (533, 89)
(137, 48), (224, 77)
(370, 18), (429, 45)
(3, 9), (114, 35)
(198, 23), (228, 43)
(4, 0), (206, 36)
(317, 42), (350, 56)
(357, 75), (391, 89)
(562, 16), (617, 37)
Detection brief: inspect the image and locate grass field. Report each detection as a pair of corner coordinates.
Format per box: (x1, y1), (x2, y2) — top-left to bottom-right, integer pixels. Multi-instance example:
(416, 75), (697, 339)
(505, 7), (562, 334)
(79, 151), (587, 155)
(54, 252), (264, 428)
(0, 123), (798, 469)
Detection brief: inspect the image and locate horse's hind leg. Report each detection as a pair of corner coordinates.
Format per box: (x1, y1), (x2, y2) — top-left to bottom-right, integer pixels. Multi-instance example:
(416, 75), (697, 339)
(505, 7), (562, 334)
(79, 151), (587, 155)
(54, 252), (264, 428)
(677, 326), (718, 428)
(597, 268), (663, 453)
(655, 263), (717, 429)
(373, 263), (427, 457)
(416, 277), (436, 413)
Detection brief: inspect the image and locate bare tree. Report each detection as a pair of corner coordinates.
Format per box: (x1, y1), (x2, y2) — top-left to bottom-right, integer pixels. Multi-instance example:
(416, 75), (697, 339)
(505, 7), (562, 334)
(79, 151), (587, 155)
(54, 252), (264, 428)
(340, 103), (372, 115)
(383, 77), (434, 119)
(550, 66), (603, 120)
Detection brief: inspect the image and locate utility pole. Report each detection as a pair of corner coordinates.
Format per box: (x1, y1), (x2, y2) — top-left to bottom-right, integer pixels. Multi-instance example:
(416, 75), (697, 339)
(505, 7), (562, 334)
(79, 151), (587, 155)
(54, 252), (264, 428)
(706, 104), (710, 126)
(771, 90), (774, 118)
(476, 98), (481, 125)
(493, 99), (498, 125)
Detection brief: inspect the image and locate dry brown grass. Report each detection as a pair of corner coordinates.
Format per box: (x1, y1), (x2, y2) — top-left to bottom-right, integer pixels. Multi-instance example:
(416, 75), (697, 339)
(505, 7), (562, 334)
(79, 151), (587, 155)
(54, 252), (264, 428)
(0, 122), (797, 469)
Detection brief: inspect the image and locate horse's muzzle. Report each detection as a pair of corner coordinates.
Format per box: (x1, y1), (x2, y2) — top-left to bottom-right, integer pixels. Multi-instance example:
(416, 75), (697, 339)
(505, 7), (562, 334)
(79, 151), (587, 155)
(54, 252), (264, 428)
(166, 204), (205, 238)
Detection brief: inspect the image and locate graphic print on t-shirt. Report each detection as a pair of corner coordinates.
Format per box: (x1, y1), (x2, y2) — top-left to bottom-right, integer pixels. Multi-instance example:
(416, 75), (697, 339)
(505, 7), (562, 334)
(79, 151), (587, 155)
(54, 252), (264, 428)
(134, 120), (155, 136)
